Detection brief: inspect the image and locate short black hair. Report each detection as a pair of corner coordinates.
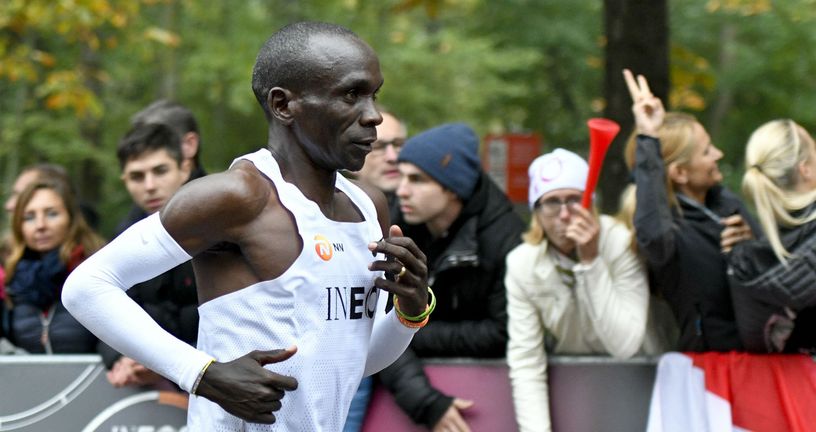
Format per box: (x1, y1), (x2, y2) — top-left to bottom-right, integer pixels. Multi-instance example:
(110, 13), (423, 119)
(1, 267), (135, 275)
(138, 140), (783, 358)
(117, 123), (183, 170)
(251, 21), (360, 120)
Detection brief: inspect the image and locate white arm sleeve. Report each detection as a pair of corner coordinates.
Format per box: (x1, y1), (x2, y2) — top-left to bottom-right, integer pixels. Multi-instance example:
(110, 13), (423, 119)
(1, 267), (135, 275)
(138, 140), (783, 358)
(362, 292), (417, 377)
(62, 213), (214, 392)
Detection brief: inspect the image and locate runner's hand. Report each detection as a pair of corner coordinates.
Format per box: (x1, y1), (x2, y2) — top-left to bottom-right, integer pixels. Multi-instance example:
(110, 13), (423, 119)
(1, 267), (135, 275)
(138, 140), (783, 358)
(196, 347), (298, 424)
(368, 225), (429, 316)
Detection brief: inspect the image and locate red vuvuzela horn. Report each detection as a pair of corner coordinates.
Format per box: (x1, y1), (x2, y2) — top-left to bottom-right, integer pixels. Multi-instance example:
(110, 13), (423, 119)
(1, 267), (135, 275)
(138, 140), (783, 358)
(582, 118), (621, 208)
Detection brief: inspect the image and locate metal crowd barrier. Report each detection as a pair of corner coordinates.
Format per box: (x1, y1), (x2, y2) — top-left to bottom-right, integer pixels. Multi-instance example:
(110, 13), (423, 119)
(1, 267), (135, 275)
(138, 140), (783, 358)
(0, 355), (658, 432)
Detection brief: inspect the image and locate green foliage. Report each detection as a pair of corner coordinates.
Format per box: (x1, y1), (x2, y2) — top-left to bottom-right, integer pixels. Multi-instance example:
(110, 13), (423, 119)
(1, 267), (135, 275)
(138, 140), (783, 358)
(470, 0), (604, 149)
(670, 0), (816, 197)
(375, 21), (541, 135)
(3, 0), (816, 235)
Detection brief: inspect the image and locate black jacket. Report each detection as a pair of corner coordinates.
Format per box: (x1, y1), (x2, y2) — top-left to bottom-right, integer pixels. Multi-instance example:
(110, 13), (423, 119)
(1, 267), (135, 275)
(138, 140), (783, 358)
(728, 209), (816, 353)
(378, 172), (525, 427)
(633, 135), (759, 352)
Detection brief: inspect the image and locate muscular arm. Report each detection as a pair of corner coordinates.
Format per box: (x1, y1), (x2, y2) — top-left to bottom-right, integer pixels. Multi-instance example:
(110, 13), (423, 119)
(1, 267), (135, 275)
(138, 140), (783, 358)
(162, 163), (290, 302)
(161, 163), (270, 256)
(63, 166), (288, 396)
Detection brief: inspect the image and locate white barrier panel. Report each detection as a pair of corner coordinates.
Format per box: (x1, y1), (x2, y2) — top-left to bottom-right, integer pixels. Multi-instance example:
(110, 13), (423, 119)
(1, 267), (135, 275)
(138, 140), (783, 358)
(0, 356), (187, 432)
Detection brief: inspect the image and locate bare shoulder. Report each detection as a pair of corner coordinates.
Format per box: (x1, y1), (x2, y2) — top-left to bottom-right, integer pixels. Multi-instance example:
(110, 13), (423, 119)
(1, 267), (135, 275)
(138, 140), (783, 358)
(348, 177), (389, 236)
(161, 160), (274, 253)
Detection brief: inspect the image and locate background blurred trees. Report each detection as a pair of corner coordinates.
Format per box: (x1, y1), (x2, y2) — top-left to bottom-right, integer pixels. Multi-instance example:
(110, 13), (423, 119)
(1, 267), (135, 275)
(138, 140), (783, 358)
(603, 0), (668, 212)
(1, 0), (815, 235)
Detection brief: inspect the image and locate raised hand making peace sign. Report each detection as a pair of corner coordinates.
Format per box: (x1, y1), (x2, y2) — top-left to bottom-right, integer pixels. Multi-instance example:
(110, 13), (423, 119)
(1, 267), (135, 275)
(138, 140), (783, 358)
(623, 69), (665, 137)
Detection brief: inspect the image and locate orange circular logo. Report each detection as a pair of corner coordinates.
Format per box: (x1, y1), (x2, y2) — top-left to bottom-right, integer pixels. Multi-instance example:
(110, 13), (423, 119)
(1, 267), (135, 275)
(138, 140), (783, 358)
(314, 235), (333, 261)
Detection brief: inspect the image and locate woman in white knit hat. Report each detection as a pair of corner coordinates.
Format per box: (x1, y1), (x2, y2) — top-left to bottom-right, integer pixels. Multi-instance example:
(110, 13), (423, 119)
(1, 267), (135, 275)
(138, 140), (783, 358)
(505, 148), (664, 432)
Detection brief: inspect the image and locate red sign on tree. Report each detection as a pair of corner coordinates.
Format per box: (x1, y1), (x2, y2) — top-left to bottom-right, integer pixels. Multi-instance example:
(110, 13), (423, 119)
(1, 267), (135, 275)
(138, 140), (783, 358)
(482, 133), (542, 204)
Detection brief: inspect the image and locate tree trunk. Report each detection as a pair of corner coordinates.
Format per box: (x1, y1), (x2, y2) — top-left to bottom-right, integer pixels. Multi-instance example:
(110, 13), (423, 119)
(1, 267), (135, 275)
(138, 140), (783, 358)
(601, 0), (669, 213)
(159, 0), (180, 99)
(77, 42), (104, 205)
(706, 23), (736, 140)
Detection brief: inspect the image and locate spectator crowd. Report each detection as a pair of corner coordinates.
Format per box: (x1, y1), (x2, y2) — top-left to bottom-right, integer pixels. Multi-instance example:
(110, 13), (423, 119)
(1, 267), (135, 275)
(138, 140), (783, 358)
(2, 23), (816, 432)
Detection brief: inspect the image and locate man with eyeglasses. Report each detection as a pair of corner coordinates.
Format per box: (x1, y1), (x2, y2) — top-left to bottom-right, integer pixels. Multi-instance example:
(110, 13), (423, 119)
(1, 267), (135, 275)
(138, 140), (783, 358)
(505, 148), (663, 432)
(351, 110), (406, 218)
(379, 123), (525, 432)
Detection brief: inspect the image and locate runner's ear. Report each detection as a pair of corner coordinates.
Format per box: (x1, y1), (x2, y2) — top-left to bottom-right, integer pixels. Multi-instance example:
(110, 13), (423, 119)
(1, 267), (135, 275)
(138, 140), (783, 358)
(268, 87), (296, 126)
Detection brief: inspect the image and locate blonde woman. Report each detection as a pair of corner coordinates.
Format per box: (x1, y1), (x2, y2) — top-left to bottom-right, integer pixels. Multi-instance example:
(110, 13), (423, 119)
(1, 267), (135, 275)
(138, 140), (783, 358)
(728, 119), (816, 353)
(623, 69), (758, 352)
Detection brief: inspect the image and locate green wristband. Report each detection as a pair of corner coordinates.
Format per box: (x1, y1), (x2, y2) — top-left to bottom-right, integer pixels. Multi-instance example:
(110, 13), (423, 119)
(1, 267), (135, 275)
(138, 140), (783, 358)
(394, 287), (436, 322)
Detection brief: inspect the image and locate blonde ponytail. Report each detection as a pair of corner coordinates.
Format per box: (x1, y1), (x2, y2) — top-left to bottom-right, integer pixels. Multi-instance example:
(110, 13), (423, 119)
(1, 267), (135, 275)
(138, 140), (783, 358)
(743, 119), (816, 264)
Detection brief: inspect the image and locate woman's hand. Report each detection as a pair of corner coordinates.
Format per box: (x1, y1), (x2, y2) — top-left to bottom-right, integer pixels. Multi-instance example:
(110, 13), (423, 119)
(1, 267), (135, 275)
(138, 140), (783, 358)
(566, 204), (600, 264)
(720, 214), (754, 253)
(623, 69), (665, 137)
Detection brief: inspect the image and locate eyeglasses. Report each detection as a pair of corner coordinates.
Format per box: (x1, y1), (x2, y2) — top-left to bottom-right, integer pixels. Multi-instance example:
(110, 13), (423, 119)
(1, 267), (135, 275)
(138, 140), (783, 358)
(371, 137), (405, 152)
(534, 196), (582, 216)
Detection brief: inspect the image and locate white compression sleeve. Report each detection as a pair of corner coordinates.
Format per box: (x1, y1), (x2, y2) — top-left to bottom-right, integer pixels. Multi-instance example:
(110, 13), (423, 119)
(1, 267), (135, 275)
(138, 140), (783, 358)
(62, 213), (213, 392)
(363, 293), (417, 377)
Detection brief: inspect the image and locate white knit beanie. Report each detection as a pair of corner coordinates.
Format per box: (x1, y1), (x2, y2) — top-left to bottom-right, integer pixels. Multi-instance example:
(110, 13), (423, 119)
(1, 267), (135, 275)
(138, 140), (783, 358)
(527, 148), (588, 209)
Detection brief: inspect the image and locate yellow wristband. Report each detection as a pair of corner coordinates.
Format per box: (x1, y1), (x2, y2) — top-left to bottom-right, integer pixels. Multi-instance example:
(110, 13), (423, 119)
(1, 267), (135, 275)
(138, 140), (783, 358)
(190, 358), (215, 396)
(394, 287), (436, 322)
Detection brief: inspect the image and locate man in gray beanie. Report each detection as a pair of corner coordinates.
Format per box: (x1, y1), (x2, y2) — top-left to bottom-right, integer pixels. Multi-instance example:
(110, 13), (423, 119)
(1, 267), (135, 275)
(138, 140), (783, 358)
(377, 122), (526, 431)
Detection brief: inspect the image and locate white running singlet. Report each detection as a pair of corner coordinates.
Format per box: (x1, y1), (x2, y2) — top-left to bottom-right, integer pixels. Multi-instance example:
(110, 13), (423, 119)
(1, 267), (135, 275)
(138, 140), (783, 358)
(187, 149), (386, 431)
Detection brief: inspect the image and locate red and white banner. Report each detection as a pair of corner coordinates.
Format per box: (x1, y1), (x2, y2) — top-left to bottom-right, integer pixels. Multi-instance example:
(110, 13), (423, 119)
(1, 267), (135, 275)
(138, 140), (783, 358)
(647, 352), (816, 432)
